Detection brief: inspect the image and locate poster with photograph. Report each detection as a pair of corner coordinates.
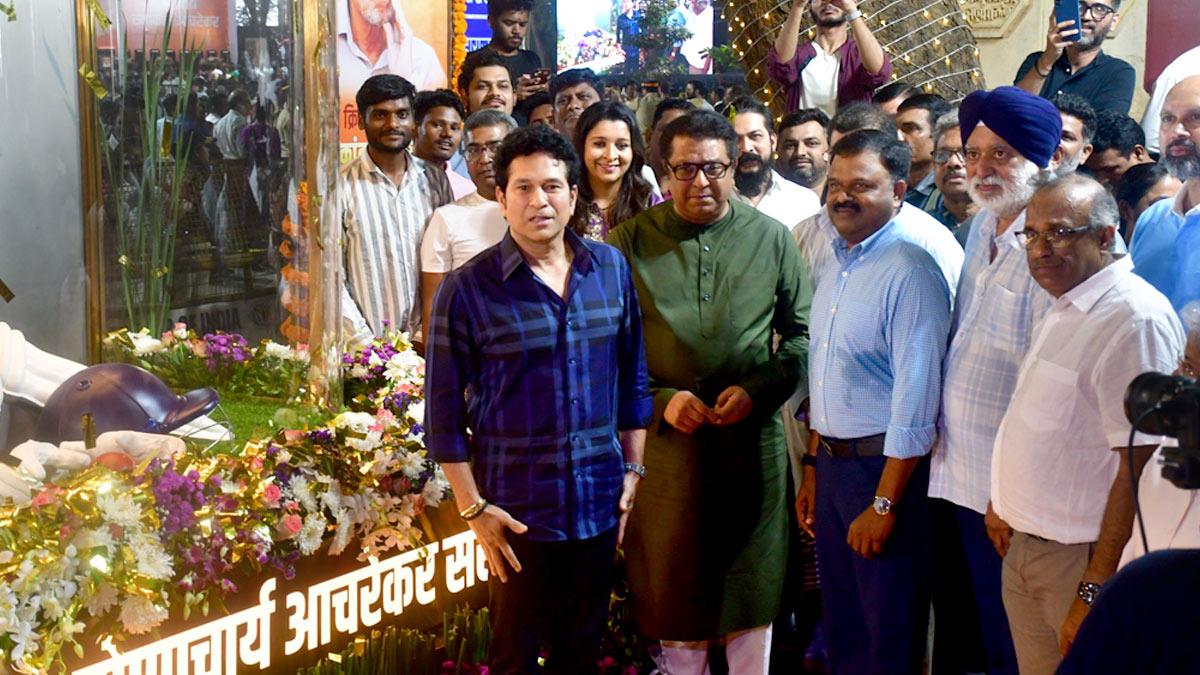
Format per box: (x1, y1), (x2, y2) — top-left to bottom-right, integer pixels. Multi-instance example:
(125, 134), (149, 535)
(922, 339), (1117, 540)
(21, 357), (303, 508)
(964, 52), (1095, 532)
(337, 0), (450, 160)
(556, 0), (713, 75)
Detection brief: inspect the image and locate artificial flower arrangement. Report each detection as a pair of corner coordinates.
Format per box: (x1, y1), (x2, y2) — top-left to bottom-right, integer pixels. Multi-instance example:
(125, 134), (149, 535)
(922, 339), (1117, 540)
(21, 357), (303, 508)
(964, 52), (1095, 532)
(102, 325), (312, 401)
(0, 330), (449, 673)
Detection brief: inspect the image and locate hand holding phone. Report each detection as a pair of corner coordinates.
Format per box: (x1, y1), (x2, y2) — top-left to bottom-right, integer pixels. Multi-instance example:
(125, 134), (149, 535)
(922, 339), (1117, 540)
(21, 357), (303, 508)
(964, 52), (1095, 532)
(1052, 0), (1082, 42)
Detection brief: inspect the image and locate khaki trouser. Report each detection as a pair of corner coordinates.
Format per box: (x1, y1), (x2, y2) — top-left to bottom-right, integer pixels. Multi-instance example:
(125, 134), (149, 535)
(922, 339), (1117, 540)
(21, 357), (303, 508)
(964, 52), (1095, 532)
(1001, 531), (1093, 675)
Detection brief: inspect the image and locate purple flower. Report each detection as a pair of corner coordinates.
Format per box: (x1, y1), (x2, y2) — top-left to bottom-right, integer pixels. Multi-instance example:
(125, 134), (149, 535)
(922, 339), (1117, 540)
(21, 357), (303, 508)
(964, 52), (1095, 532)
(151, 463), (206, 536)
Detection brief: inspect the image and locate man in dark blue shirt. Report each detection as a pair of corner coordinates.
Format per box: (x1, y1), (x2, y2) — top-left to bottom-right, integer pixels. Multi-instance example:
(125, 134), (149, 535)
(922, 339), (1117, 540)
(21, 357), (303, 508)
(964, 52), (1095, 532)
(1013, 1), (1135, 114)
(425, 124), (652, 674)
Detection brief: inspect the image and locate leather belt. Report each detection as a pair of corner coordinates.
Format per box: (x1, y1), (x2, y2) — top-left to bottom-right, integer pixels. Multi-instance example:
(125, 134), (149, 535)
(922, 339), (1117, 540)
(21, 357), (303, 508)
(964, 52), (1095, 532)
(819, 433), (886, 458)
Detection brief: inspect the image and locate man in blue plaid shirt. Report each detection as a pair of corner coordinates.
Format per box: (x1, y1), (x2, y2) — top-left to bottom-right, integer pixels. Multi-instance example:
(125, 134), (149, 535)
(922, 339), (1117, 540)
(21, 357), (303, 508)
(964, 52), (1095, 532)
(425, 125), (652, 674)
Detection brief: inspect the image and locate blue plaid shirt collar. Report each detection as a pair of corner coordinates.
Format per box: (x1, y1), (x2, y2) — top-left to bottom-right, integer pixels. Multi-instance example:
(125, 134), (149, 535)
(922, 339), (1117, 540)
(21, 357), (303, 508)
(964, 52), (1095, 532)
(833, 216), (900, 264)
(499, 228), (596, 281)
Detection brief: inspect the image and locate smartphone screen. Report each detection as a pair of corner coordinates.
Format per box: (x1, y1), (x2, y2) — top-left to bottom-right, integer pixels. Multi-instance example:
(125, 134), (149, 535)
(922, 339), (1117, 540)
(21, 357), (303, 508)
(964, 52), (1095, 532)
(1054, 0), (1082, 41)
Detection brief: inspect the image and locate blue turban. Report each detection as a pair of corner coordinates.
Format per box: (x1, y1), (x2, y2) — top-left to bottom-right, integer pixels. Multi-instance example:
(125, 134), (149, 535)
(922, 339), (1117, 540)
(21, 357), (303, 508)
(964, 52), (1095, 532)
(959, 86), (1062, 169)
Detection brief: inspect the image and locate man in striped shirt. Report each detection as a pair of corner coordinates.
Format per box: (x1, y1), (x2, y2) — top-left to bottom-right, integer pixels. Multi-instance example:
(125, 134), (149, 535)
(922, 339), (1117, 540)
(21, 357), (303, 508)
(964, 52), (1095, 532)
(341, 74), (452, 346)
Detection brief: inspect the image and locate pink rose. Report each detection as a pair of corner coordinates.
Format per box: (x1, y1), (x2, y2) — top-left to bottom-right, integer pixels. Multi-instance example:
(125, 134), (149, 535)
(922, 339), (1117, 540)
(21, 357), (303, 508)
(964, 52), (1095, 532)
(262, 484), (281, 505)
(285, 500), (299, 512)
(31, 487), (60, 509)
(283, 430), (306, 443)
(249, 456), (264, 472)
(281, 514), (302, 535)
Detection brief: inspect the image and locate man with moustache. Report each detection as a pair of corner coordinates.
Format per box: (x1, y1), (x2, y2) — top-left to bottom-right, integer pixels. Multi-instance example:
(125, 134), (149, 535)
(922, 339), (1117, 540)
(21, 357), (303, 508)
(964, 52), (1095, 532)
(341, 75), (452, 345)
(795, 129), (951, 675)
(922, 110), (978, 244)
(458, 51), (517, 115)
(730, 97), (821, 229)
(337, 0), (446, 96)
(549, 68), (602, 141)
(991, 175), (1183, 672)
(425, 124), (652, 674)
(1014, 0), (1133, 114)
(419, 109), (518, 333)
(412, 90), (474, 199)
(928, 86), (1063, 675)
(776, 109), (830, 196)
(1130, 76), (1200, 299)
(608, 110), (810, 674)
(789, 102), (963, 295)
(769, 0), (891, 117)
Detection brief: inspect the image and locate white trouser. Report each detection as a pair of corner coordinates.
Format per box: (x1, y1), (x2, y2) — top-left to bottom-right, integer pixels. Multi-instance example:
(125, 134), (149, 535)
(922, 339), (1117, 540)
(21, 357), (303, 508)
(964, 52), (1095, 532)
(659, 624), (773, 675)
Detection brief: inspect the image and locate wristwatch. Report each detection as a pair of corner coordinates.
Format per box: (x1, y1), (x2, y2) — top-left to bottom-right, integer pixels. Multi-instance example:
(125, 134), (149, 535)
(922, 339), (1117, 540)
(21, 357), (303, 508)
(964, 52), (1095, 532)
(872, 495), (893, 516)
(1077, 581), (1102, 606)
(623, 462), (648, 478)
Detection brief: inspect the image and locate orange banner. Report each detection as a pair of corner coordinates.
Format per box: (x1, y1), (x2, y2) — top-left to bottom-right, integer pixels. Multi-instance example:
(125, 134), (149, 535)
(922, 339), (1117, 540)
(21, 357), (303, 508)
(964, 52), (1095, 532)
(94, 0), (235, 58)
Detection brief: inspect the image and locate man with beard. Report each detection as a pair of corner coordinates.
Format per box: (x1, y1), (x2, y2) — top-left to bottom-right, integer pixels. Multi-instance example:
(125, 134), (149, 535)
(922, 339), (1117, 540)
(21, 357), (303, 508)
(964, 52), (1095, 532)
(337, 0), (446, 96)
(796, 129), (950, 675)
(1051, 94), (1096, 175)
(1130, 76), (1200, 300)
(341, 75), (452, 346)
(928, 86), (1062, 675)
(776, 109), (830, 196)
(412, 90), (474, 199)
(897, 94), (952, 207)
(730, 97), (821, 229)
(466, 0), (544, 99)
(608, 110), (809, 675)
(1014, 0), (1133, 114)
(923, 110), (978, 244)
(769, 0), (891, 118)
(458, 51), (516, 115)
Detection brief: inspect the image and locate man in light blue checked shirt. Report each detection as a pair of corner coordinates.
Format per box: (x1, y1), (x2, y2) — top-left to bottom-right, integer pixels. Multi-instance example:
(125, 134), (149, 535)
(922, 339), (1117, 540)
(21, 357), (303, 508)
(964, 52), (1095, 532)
(928, 86), (1064, 675)
(797, 129), (951, 675)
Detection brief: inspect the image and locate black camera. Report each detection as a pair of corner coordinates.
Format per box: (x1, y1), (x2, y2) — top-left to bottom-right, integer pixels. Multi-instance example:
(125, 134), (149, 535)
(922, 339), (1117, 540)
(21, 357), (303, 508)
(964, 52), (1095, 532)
(1124, 372), (1200, 489)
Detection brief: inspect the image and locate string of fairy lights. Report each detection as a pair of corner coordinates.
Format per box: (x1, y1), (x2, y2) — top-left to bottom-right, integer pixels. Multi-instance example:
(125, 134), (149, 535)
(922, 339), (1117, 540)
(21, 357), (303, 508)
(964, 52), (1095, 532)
(718, 0), (985, 115)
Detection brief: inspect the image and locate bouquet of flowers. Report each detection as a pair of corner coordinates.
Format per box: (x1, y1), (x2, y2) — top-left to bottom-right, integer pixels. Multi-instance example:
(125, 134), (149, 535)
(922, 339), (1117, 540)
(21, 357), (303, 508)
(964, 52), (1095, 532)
(103, 325), (312, 400)
(0, 330), (448, 673)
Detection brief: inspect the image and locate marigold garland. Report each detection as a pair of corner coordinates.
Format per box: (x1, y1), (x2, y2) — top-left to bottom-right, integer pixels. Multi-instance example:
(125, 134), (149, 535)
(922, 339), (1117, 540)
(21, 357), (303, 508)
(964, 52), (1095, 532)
(451, 0), (468, 93)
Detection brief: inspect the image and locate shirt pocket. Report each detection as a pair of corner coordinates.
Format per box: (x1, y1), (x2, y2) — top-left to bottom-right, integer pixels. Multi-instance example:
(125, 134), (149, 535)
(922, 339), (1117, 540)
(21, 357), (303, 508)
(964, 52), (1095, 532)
(982, 283), (1032, 355)
(1016, 358), (1080, 434)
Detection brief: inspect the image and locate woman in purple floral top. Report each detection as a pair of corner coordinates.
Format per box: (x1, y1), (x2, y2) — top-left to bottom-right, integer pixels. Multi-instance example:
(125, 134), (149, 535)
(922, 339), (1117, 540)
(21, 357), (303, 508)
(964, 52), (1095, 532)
(569, 102), (660, 241)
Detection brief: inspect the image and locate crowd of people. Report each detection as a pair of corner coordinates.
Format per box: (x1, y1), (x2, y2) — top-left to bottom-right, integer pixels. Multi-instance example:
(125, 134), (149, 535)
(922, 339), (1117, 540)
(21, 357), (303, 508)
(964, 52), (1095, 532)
(328, 0), (1200, 674)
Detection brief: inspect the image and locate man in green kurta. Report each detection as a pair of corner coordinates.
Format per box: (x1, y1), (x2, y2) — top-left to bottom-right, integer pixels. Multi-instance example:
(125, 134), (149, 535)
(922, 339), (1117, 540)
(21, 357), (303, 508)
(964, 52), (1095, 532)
(607, 110), (811, 673)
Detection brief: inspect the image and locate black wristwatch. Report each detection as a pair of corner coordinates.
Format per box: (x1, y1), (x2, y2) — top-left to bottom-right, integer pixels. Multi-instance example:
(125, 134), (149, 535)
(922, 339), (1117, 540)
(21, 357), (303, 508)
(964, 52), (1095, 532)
(1077, 581), (1102, 606)
(800, 454), (817, 467)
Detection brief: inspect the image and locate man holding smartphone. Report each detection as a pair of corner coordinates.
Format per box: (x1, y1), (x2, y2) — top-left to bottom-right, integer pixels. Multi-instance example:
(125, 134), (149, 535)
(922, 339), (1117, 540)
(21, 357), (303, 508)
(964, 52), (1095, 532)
(1013, 0), (1134, 114)
(467, 0), (547, 101)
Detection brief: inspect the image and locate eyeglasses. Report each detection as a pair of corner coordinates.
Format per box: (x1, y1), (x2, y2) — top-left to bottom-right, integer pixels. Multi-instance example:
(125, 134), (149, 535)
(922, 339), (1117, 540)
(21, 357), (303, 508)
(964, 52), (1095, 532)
(1014, 225), (1096, 249)
(1181, 359), (1200, 379)
(665, 161), (732, 181)
(465, 141), (503, 160)
(933, 148), (964, 165)
(1079, 2), (1116, 19)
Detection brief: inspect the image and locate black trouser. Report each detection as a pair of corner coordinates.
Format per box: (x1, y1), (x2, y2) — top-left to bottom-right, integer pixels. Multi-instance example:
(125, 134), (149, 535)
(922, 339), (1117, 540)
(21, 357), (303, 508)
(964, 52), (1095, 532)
(488, 527), (618, 675)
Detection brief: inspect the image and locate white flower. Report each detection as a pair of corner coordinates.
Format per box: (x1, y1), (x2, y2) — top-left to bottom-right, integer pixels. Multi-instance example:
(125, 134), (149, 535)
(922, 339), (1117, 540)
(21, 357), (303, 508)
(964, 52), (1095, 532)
(98, 493), (143, 529)
(298, 513), (326, 555)
(350, 364), (369, 379)
(397, 452), (425, 480)
(368, 351), (384, 367)
(406, 400), (426, 425)
(263, 341), (295, 360)
(346, 430), (382, 453)
(384, 350), (423, 382)
(328, 509), (354, 556)
(130, 533), (174, 581)
(118, 595), (169, 635)
(289, 475), (319, 512)
(332, 411), (374, 434)
(171, 323), (189, 340)
(421, 476), (447, 506)
(73, 527), (116, 553)
(85, 582), (118, 617)
(320, 480), (343, 513)
(128, 331), (166, 355)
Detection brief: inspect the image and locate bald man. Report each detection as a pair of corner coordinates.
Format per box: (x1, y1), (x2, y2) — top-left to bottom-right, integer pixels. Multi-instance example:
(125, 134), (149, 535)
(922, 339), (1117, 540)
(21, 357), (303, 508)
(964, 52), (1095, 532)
(1129, 75), (1200, 298)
